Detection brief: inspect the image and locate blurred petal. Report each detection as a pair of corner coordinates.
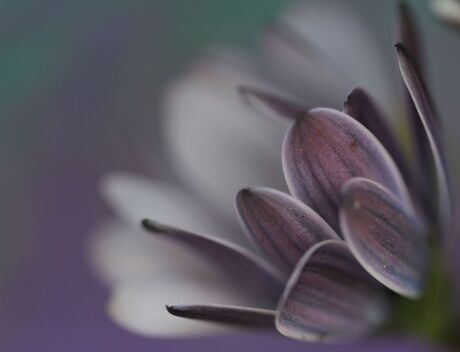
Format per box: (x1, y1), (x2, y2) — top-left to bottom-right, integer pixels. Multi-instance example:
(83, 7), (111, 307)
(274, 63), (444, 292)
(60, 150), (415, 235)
(276, 240), (386, 342)
(396, 44), (452, 227)
(262, 24), (345, 108)
(239, 86), (306, 123)
(163, 53), (286, 225)
(88, 220), (228, 285)
(340, 178), (427, 298)
(166, 305), (275, 328)
(236, 187), (339, 272)
(142, 219), (285, 303)
(430, 0), (460, 27)
(262, 1), (393, 109)
(101, 172), (224, 237)
(108, 278), (254, 337)
(282, 108), (410, 231)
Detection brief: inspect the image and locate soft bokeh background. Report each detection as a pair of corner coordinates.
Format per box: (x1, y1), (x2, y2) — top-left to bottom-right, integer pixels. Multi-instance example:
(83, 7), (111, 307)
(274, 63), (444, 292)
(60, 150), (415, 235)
(1, 0), (460, 350)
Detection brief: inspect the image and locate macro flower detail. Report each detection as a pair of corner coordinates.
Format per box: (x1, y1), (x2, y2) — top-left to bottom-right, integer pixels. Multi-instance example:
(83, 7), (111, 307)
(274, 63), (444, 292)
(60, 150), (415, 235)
(90, 1), (459, 349)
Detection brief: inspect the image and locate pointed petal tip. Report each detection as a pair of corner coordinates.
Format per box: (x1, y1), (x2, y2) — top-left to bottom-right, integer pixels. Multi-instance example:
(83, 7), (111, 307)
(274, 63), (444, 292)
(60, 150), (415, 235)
(165, 304), (187, 318)
(165, 304), (276, 328)
(141, 218), (165, 233)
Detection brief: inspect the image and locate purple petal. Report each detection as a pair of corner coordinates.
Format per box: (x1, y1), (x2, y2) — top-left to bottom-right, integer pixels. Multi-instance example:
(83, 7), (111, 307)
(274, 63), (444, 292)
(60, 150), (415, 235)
(276, 240), (386, 342)
(236, 187), (339, 272)
(142, 219), (285, 304)
(396, 43), (452, 227)
(166, 305), (275, 328)
(344, 87), (412, 186)
(239, 86), (306, 122)
(340, 177), (427, 298)
(398, 3), (423, 68)
(282, 108), (410, 231)
(398, 3), (433, 212)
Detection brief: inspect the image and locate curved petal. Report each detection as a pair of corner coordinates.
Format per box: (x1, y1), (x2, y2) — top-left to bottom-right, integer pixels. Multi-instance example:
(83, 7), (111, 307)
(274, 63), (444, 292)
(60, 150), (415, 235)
(107, 278), (255, 337)
(396, 44), (452, 228)
(276, 240), (386, 342)
(163, 53), (286, 225)
(282, 108), (410, 232)
(101, 172), (225, 236)
(398, 3), (433, 210)
(166, 304), (275, 328)
(340, 178), (427, 298)
(262, 1), (394, 109)
(236, 187), (339, 272)
(87, 220), (227, 285)
(142, 219), (285, 303)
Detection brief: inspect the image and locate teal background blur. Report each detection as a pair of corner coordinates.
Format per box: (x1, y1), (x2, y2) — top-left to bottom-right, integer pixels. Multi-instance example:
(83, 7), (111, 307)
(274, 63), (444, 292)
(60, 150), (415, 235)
(1, 0), (459, 350)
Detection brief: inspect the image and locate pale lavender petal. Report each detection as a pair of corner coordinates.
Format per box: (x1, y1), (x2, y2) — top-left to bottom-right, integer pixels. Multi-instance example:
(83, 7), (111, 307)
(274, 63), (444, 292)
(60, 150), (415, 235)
(142, 219), (285, 304)
(239, 86), (306, 123)
(163, 53), (286, 227)
(396, 43), (452, 227)
(282, 108), (410, 231)
(236, 187), (339, 272)
(166, 305), (275, 328)
(344, 87), (411, 184)
(340, 178), (427, 298)
(108, 278), (252, 337)
(276, 240), (386, 342)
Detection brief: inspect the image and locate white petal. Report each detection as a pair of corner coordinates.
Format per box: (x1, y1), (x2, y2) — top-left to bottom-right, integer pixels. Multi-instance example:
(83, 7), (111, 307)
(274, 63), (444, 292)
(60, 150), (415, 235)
(88, 220), (223, 285)
(431, 0), (460, 26)
(101, 172), (224, 237)
(263, 1), (394, 110)
(107, 277), (258, 337)
(163, 53), (287, 223)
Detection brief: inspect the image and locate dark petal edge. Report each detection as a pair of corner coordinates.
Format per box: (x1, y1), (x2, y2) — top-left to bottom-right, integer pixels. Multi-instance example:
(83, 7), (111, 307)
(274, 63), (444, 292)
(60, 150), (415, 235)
(396, 43), (452, 227)
(166, 304), (275, 328)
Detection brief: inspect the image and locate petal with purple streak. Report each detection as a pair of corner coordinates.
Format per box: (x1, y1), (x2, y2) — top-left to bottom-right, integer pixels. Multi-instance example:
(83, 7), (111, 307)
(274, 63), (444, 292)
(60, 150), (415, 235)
(276, 240), (386, 342)
(397, 3), (432, 213)
(340, 177), (427, 298)
(236, 187), (339, 272)
(142, 219), (285, 303)
(166, 304), (275, 328)
(396, 43), (452, 227)
(282, 108), (409, 231)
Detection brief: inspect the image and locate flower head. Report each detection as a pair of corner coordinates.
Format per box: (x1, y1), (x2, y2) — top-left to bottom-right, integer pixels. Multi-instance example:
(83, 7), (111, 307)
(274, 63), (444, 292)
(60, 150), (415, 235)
(90, 2), (459, 349)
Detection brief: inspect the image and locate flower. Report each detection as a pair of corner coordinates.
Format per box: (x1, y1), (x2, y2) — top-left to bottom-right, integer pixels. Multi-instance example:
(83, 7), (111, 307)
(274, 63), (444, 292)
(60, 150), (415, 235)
(89, 1), (458, 349)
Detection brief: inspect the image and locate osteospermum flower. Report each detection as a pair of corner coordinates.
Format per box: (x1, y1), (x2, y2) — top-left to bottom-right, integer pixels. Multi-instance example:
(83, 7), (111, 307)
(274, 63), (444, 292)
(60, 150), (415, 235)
(90, 2), (458, 349)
